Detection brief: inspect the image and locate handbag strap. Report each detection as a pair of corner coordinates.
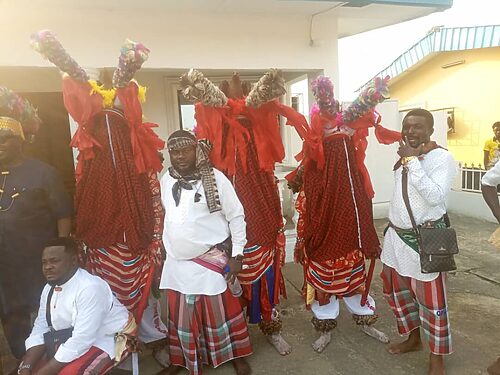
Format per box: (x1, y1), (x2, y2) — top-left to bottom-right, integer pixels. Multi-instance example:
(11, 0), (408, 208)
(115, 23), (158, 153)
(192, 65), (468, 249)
(401, 167), (422, 248)
(46, 286), (55, 329)
(401, 167), (418, 231)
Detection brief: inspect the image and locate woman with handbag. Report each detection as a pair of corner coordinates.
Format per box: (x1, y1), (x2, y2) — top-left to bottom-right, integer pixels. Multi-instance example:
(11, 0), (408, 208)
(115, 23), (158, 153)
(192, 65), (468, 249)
(380, 109), (458, 375)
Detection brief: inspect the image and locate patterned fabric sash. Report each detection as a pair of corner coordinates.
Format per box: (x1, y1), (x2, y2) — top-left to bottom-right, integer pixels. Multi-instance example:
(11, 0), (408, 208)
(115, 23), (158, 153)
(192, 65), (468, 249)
(385, 216), (447, 253)
(191, 238), (231, 273)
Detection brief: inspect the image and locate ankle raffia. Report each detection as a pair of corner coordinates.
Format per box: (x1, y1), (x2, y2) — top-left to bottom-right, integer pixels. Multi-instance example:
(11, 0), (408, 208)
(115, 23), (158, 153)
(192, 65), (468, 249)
(311, 316), (337, 333)
(259, 316), (283, 335)
(352, 313), (379, 326)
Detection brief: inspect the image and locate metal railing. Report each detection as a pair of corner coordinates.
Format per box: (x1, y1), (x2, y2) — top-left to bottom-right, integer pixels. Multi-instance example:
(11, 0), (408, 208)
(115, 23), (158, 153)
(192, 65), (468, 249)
(460, 163), (486, 193)
(458, 163), (500, 193)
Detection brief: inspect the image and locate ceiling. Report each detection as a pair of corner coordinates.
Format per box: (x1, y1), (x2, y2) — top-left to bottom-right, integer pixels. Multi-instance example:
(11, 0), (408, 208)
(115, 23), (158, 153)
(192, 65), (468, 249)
(8, 0), (452, 38)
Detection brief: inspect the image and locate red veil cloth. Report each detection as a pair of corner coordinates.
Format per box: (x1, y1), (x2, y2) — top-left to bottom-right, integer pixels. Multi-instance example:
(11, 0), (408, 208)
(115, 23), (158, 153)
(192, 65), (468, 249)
(299, 110), (400, 262)
(195, 98), (308, 248)
(63, 77), (165, 321)
(194, 98), (308, 319)
(292, 110), (400, 306)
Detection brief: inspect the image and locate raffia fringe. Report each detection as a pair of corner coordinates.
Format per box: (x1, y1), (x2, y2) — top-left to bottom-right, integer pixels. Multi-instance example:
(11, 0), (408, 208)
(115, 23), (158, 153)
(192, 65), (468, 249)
(259, 316), (283, 335)
(352, 313), (379, 326)
(311, 316), (337, 333)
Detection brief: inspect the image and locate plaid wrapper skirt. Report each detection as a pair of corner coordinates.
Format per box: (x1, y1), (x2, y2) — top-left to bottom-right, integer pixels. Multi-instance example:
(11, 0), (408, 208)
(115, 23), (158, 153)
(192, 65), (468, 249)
(381, 264), (452, 355)
(166, 288), (252, 374)
(31, 346), (115, 375)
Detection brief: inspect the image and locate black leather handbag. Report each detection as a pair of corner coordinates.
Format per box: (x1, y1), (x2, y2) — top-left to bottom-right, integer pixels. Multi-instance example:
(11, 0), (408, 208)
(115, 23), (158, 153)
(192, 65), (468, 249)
(43, 286), (73, 358)
(401, 167), (459, 273)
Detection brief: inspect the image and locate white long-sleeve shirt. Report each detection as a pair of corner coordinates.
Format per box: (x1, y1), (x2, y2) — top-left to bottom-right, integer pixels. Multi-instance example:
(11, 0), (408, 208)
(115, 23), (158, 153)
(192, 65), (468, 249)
(381, 148), (458, 281)
(159, 168), (247, 295)
(25, 268), (129, 363)
(482, 159), (500, 186)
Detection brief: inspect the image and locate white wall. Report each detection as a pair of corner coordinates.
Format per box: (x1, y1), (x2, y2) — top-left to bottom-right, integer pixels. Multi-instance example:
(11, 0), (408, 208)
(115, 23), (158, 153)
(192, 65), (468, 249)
(0, 3), (339, 80)
(364, 100), (400, 218)
(0, 2), (341, 159)
(448, 190), (497, 223)
(365, 102), (450, 219)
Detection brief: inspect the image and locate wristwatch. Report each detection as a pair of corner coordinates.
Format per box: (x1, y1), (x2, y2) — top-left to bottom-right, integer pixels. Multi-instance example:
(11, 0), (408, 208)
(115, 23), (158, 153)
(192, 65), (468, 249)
(18, 362), (31, 374)
(401, 156), (417, 165)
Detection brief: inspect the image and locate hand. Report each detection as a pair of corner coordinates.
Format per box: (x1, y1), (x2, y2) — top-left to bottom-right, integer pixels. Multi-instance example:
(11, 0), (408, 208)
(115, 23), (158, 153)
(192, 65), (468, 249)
(225, 257), (243, 284)
(35, 358), (66, 375)
(397, 137), (422, 158)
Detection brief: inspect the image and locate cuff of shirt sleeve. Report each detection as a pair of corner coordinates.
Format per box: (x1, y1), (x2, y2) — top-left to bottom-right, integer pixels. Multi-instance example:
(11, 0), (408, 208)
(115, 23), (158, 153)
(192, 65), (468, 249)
(405, 157), (420, 169)
(25, 335), (45, 351)
(54, 344), (80, 363)
(232, 245), (244, 257)
(482, 174), (497, 187)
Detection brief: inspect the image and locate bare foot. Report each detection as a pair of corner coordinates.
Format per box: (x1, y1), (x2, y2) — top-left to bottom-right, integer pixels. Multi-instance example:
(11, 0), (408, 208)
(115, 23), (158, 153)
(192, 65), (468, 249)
(266, 333), (292, 356)
(232, 357), (251, 375)
(360, 325), (390, 343)
(488, 357), (500, 375)
(312, 332), (331, 353)
(428, 353), (445, 375)
(388, 330), (423, 354)
(153, 347), (171, 368)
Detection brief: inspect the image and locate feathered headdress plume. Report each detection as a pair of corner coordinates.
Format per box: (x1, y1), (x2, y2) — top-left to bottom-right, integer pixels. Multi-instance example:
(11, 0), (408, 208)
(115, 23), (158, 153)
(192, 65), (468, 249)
(30, 30), (89, 82)
(179, 69), (228, 107)
(245, 69), (286, 108)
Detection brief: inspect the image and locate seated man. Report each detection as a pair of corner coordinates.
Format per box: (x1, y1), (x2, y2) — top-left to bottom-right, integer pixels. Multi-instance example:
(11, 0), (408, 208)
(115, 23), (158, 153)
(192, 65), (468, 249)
(18, 238), (135, 375)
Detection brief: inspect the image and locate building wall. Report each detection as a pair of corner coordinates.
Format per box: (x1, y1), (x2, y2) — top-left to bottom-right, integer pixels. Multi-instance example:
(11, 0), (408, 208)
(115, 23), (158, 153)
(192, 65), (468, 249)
(0, 2), (342, 160)
(0, 3), (339, 80)
(389, 47), (500, 166)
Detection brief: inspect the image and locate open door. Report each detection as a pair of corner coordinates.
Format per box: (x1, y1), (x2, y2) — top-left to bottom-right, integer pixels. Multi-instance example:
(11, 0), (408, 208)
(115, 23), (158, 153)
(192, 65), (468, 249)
(20, 92), (75, 197)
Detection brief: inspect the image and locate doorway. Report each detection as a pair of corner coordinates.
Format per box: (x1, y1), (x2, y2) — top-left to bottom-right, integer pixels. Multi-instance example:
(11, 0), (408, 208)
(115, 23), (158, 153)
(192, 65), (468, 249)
(20, 92), (75, 197)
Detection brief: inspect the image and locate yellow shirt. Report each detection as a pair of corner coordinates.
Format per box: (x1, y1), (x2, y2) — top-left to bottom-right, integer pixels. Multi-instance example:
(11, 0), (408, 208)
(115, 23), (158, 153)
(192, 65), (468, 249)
(484, 138), (500, 168)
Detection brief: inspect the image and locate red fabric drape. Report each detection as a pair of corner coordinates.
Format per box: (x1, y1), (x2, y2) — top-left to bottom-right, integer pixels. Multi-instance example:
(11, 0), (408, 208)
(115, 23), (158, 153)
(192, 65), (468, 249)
(194, 99), (308, 176)
(303, 134), (381, 261)
(295, 109), (401, 199)
(74, 110), (154, 252)
(62, 78), (104, 180)
(62, 78), (164, 181)
(116, 83), (165, 174)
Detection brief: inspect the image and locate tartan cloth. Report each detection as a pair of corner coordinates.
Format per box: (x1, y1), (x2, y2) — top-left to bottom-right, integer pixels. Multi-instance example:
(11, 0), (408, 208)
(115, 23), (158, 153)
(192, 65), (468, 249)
(32, 346), (115, 375)
(166, 289), (252, 374)
(381, 264), (452, 355)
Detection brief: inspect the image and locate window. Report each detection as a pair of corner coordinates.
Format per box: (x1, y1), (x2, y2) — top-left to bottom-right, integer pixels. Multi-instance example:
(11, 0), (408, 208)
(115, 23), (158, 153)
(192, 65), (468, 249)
(177, 90), (196, 131)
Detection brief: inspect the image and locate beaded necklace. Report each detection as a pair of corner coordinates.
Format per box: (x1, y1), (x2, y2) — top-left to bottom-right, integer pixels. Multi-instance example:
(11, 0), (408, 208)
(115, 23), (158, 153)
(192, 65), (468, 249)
(0, 171), (21, 212)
